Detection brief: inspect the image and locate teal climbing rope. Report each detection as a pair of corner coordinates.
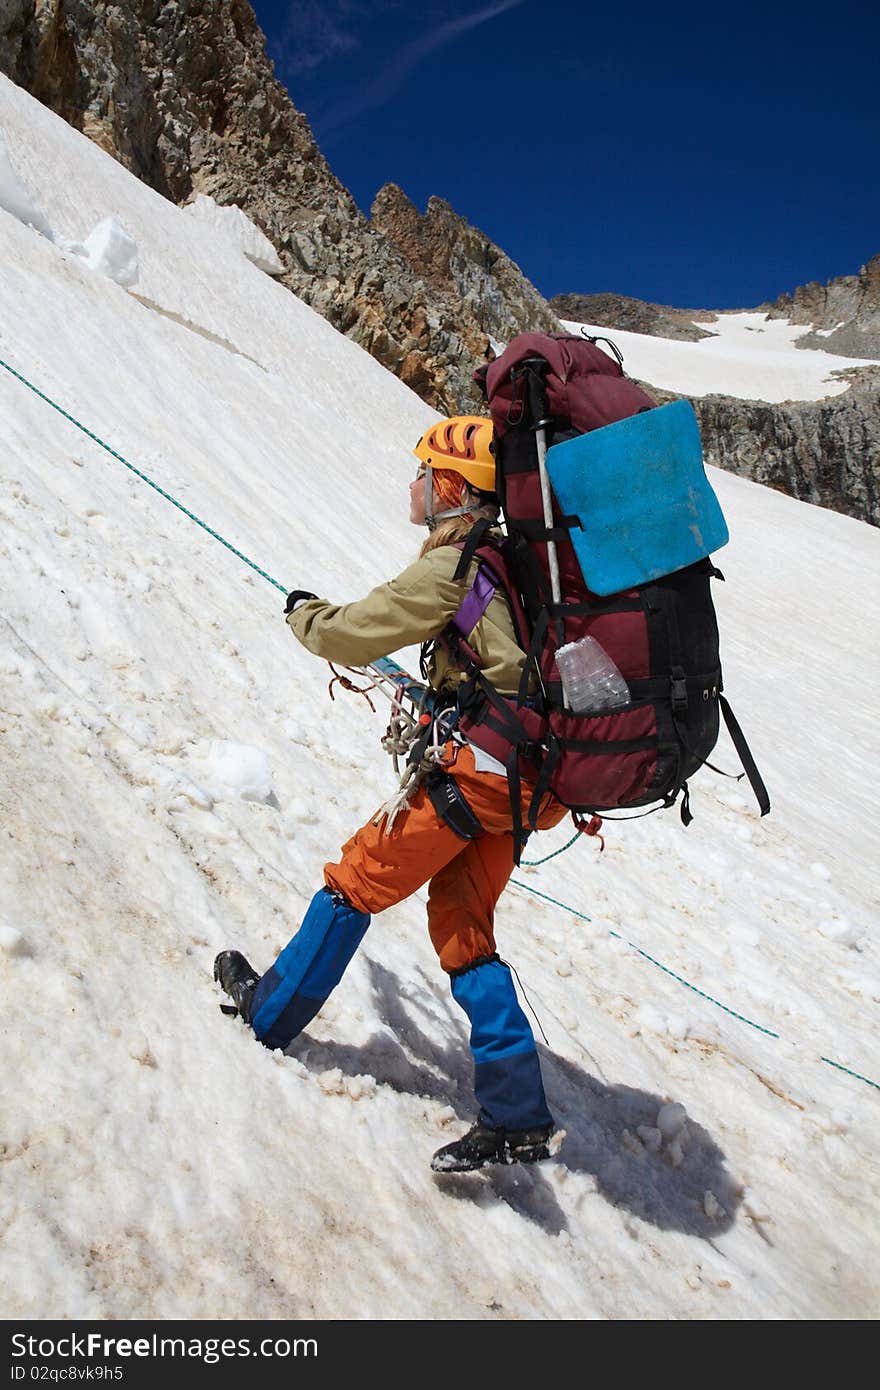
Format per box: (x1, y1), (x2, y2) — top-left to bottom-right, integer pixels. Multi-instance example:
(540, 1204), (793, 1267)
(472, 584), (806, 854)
(509, 877), (880, 1093)
(520, 829), (582, 866)
(3, 352), (878, 1097)
(0, 355), (288, 595)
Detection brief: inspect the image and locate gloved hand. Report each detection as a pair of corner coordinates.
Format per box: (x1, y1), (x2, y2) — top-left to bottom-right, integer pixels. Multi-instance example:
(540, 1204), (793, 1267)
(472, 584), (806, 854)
(284, 589), (317, 615)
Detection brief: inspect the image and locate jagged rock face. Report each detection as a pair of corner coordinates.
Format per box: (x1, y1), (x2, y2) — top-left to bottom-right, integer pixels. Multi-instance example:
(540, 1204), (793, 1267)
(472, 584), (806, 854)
(550, 291), (715, 343)
(635, 373), (880, 527)
(0, 1), (354, 222)
(693, 382), (880, 525)
(0, 0), (499, 411)
(372, 184), (561, 348)
(763, 255), (880, 360)
(641, 375), (880, 523)
(0, 2), (35, 84)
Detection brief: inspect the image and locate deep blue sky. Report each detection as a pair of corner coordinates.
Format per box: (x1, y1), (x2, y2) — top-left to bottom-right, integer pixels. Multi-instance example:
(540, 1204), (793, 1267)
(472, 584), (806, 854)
(250, 0), (879, 309)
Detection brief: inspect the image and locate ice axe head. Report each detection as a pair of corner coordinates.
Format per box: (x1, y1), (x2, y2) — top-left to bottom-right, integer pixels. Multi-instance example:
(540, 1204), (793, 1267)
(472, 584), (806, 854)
(514, 356), (552, 433)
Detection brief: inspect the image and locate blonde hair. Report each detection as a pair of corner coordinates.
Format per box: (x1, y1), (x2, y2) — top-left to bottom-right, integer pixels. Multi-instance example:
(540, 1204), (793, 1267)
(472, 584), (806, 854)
(420, 515), (478, 557)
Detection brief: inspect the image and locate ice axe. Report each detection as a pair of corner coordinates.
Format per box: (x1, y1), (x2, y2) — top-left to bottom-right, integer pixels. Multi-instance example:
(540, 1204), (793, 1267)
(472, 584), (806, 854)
(520, 356), (561, 608)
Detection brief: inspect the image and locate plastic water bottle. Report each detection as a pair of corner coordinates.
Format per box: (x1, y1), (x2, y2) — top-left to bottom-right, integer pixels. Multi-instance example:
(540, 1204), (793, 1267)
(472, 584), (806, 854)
(555, 636), (631, 714)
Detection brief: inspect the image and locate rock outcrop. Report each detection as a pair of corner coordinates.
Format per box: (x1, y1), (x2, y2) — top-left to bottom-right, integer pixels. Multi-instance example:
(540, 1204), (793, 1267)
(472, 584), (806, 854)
(372, 184), (561, 349)
(694, 381), (880, 525)
(763, 255), (880, 360)
(632, 375), (879, 525)
(550, 292), (715, 343)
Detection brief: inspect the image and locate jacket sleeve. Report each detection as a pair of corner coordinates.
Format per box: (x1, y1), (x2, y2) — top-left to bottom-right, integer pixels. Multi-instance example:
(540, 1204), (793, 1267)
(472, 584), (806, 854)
(286, 551), (464, 667)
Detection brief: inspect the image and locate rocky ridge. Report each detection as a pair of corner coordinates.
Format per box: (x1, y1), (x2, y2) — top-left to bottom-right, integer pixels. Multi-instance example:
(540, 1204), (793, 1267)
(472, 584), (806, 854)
(0, 1), (877, 524)
(0, 0), (558, 411)
(371, 184), (561, 350)
(763, 255), (880, 360)
(699, 380), (879, 526)
(641, 378), (880, 527)
(550, 292), (715, 343)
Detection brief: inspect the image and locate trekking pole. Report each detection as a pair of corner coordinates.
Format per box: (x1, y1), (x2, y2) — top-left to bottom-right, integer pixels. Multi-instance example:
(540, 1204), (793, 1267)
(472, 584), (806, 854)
(536, 424), (561, 606)
(521, 357), (569, 706)
(522, 358), (561, 607)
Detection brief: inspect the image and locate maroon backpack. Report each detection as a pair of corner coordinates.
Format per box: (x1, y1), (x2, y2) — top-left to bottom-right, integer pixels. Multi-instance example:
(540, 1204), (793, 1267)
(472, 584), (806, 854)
(443, 333), (769, 852)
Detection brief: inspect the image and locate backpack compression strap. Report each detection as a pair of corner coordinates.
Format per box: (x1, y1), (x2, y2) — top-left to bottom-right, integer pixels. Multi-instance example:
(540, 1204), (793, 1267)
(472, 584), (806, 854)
(719, 696), (771, 816)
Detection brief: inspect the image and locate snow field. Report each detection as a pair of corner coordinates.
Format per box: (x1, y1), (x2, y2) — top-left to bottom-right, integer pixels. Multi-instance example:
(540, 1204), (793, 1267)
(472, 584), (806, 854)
(560, 313), (877, 403)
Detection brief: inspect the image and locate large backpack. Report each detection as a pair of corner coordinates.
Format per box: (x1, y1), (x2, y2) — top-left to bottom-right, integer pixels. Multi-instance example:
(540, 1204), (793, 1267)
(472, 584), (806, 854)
(444, 332), (769, 851)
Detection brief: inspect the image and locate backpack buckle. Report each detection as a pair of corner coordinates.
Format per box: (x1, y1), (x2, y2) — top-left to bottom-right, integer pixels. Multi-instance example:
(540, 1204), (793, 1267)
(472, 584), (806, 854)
(670, 667), (688, 711)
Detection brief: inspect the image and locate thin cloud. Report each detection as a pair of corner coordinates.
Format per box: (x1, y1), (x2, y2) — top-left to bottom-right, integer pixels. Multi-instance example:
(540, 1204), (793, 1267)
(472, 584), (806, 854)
(267, 1), (376, 77)
(318, 0), (528, 136)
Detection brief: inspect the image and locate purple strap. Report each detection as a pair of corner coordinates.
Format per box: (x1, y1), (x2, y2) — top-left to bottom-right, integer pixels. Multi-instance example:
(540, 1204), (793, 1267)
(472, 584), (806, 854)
(451, 566), (497, 639)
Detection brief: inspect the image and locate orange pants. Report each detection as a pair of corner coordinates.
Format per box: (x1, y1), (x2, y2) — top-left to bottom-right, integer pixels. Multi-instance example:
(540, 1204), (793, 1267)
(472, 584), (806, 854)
(325, 741), (567, 973)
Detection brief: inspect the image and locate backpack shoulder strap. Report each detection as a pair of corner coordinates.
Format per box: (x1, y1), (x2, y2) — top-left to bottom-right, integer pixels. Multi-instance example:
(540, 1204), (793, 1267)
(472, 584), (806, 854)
(441, 529), (530, 673)
(449, 565), (497, 646)
(452, 517), (496, 580)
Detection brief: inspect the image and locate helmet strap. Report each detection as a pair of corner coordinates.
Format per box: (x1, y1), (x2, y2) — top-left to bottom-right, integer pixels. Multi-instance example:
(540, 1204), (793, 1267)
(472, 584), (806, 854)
(423, 465), (475, 532)
(424, 464), (435, 530)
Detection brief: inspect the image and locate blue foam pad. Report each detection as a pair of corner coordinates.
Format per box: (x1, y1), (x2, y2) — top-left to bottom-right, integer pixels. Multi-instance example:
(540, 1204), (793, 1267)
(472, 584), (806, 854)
(546, 399), (729, 596)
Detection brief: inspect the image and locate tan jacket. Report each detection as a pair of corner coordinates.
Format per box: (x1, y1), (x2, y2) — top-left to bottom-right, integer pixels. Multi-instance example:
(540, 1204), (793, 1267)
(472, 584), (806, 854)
(287, 544), (526, 696)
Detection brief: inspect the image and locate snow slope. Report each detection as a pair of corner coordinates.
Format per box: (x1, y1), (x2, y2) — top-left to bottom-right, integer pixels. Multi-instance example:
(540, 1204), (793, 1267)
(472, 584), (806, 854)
(560, 314), (877, 403)
(1, 75), (879, 1321)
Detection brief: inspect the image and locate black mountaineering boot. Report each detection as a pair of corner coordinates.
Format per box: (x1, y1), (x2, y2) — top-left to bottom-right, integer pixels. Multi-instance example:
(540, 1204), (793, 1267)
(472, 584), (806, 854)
(214, 950), (261, 1025)
(430, 1121), (555, 1173)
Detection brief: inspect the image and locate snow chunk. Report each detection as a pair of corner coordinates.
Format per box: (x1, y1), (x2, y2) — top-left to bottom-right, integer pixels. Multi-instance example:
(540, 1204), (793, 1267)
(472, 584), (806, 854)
(0, 924), (33, 958)
(657, 1102), (688, 1139)
(703, 1190), (725, 1220)
(317, 1068), (346, 1096)
(191, 740), (279, 807)
(548, 1128), (566, 1156)
(0, 141), (136, 287)
(632, 1003), (693, 1039)
(81, 217), (139, 288)
(344, 1074), (377, 1102)
(184, 194), (284, 276)
(0, 134), (53, 238)
(818, 916), (863, 949)
(636, 1125), (663, 1153)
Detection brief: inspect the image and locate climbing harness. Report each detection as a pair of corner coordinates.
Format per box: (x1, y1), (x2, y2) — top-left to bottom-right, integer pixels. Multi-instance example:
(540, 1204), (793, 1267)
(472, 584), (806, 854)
(373, 696), (458, 833)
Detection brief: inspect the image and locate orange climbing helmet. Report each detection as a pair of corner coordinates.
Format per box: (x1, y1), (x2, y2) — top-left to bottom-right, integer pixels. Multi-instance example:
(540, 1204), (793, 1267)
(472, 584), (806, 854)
(413, 416), (497, 495)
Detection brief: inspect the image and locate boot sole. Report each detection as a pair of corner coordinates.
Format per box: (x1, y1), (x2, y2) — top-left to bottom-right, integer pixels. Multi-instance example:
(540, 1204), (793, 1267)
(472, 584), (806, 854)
(431, 1142), (551, 1174)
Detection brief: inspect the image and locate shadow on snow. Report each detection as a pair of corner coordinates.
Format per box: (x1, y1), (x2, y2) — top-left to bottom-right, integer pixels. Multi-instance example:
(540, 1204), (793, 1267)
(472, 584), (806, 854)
(284, 956), (742, 1239)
